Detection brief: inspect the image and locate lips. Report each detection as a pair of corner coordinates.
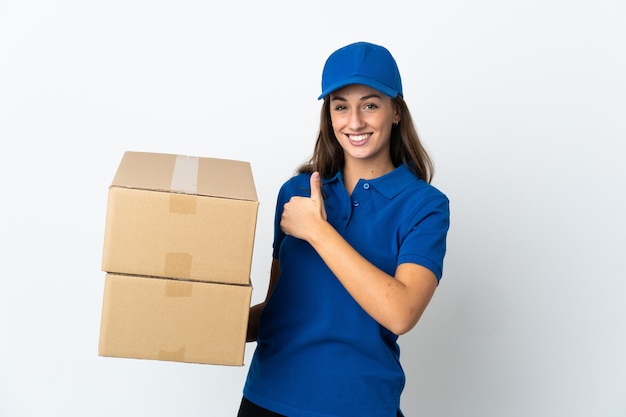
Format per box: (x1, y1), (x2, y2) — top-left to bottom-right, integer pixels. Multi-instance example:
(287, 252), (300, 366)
(347, 133), (371, 144)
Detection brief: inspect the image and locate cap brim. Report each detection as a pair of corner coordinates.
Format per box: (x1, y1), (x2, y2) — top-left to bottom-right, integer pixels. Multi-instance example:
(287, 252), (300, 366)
(318, 76), (399, 100)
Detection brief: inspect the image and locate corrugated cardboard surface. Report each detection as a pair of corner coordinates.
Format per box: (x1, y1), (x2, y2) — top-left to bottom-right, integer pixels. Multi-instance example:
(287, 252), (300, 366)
(99, 274), (252, 366)
(102, 187), (257, 284)
(110, 151), (258, 202)
(99, 151), (258, 366)
(101, 151), (259, 284)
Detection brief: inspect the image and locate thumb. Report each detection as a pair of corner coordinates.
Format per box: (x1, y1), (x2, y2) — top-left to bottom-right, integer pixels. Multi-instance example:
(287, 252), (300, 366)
(309, 171), (322, 201)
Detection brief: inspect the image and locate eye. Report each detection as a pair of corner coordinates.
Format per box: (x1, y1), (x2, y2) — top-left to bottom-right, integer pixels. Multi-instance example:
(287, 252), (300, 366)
(334, 105), (347, 111)
(364, 103), (378, 110)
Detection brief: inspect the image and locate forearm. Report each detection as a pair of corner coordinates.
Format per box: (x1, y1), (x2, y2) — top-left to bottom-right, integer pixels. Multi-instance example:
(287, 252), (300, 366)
(246, 258), (281, 342)
(246, 302), (265, 342)
(307, 220), (436, 335)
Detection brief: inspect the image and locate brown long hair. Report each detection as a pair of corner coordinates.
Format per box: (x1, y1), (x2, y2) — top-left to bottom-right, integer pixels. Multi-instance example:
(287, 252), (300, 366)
(297, 95), (434, 183)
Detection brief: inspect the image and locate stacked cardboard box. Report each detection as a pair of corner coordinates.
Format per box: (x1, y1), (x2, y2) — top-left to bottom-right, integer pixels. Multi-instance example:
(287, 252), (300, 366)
(98, 151), (258, 366)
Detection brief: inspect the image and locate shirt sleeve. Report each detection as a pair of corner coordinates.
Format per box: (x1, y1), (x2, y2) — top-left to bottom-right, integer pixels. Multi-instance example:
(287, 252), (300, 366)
(396, 191), (450, 281)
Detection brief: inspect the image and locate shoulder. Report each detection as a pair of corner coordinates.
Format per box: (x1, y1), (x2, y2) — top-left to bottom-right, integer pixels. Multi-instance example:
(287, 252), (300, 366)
(407, 179), (450, 222)
(412, 179), (449, 207)
(277, 172), (313, 200)
(375, 164), (448, 206)
(383, 167), (450, 226)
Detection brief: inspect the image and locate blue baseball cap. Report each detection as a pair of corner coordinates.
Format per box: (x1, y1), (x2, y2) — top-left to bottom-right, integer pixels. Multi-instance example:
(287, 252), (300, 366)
(318, 41), (403, 100)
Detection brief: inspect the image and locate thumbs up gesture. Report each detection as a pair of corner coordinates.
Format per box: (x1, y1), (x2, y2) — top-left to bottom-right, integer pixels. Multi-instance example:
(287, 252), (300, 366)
(280, 171), (328, 241)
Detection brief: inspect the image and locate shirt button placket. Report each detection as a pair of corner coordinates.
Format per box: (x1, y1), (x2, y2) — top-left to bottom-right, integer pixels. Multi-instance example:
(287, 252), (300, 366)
(353, 183), (370, 207)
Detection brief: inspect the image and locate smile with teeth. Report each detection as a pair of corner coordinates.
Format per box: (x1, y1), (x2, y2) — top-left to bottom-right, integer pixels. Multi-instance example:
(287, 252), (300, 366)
(348, 133), (371, 142)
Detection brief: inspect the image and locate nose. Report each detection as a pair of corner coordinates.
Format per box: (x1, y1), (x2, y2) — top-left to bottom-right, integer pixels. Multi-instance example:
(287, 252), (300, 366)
(348, 109), (366, 130)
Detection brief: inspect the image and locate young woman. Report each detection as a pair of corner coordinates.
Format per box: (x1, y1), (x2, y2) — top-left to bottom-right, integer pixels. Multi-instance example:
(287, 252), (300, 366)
(238, 41), (450, 417)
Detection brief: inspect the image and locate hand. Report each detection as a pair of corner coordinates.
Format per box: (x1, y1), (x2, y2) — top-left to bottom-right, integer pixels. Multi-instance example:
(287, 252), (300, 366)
(280, 171), (327, 241)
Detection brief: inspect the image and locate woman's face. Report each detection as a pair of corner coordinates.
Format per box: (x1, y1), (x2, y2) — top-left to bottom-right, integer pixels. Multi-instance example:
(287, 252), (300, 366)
(329, 84), (399, 168)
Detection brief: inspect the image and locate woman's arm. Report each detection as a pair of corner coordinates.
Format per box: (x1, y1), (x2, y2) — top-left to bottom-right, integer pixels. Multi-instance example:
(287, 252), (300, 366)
(280, 172), (438, 335)
(246, 258), (281, 342)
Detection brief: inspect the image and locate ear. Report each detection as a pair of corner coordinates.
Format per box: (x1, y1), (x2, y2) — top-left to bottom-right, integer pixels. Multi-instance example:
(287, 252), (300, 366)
(393, 107), (401, 124)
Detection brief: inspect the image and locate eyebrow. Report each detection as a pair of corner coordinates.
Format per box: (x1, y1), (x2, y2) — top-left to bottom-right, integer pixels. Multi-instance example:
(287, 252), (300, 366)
(330, 93), (383, 102)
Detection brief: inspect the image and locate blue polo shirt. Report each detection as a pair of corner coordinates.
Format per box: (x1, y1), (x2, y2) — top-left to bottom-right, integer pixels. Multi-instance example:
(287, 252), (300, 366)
(243, 164), (450, 417)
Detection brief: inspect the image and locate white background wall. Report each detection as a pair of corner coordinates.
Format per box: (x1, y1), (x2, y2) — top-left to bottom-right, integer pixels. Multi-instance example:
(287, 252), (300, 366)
(1, 1), (624, 416)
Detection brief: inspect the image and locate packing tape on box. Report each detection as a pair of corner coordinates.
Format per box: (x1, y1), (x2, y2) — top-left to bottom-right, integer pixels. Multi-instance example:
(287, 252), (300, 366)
(159, 346), (186, 362)
(169, 193), (197, 214)
(169, 155), (199, 214)
(165, 278), (193, 297)
(164, 252), (193, 279)
(170, 154), (199, 194)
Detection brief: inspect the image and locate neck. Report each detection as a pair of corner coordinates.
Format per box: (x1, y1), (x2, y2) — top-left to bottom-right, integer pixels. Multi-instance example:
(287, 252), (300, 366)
(342, 158), (395, 195)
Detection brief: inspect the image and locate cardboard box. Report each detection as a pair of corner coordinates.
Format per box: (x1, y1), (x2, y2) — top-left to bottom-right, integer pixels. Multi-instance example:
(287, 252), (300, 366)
(102, 151), (259, 284)
(99, 273), (252, 366)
